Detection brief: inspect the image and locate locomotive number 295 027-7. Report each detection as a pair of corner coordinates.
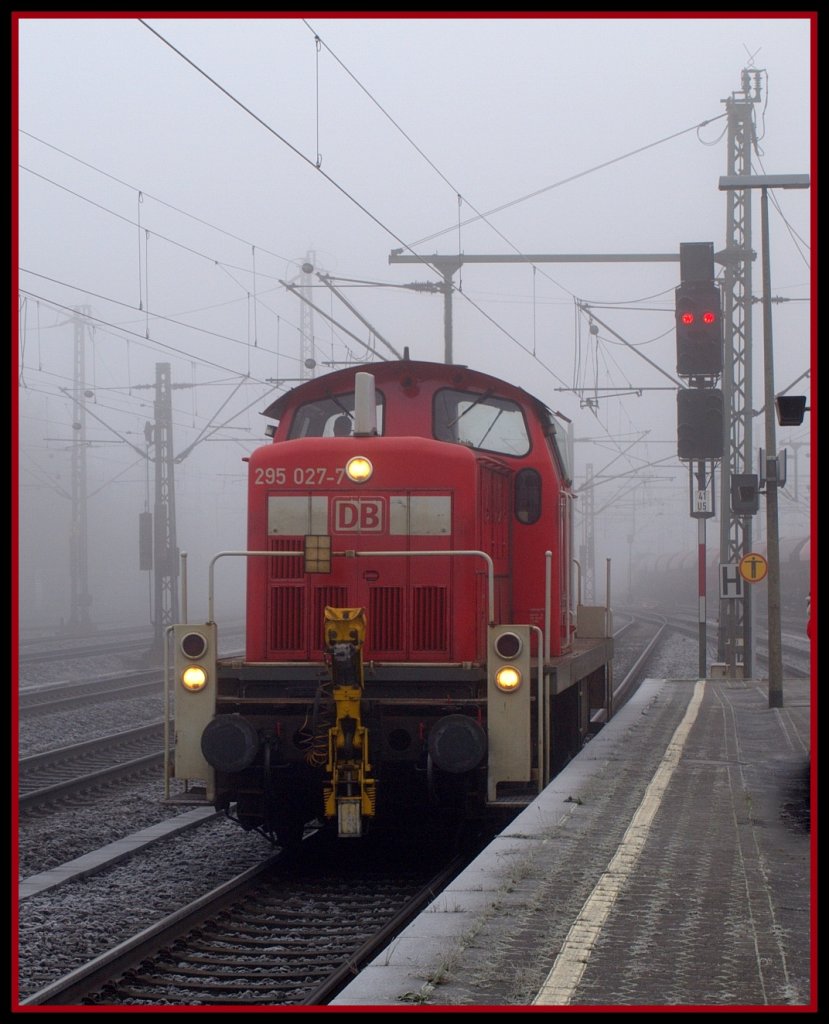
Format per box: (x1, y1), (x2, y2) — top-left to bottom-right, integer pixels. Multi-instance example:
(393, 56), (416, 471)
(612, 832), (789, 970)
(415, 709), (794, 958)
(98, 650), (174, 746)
(254, 466), (346, 486)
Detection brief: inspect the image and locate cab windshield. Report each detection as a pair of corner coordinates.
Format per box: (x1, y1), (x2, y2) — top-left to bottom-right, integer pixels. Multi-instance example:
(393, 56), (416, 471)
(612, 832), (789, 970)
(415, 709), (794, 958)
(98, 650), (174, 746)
(288, 392), (385, 438)
(433, 388), (530, 456)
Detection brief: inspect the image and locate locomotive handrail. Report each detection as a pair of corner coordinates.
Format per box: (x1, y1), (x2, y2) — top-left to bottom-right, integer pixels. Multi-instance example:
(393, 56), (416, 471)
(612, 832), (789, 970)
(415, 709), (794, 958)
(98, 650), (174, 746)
(529, 623), (547, 791)
(545, 550), (552, 662)
(163, 623), (174, 801)
(205, 548), (496, 625)
(207, 550), (294, 626)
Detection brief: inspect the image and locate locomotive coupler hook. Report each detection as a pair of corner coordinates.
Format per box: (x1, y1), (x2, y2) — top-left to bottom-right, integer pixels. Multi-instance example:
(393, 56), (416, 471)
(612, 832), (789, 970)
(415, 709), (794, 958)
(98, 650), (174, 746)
(322, 607), (377, 837)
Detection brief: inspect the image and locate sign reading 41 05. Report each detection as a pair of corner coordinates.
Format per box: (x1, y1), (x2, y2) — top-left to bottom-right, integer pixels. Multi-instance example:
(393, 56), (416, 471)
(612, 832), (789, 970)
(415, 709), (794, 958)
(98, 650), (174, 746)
(739, 552), (768, 584)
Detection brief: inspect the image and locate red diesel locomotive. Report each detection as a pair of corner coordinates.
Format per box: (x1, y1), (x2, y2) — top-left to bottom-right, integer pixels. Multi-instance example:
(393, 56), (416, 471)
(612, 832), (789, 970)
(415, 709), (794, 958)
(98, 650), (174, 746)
(165, 359), (613, 846)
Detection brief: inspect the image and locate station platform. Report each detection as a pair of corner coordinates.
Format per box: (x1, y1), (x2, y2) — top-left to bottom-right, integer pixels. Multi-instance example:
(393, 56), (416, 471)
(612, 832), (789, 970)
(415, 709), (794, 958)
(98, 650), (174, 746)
(332, 676), (813, 1009)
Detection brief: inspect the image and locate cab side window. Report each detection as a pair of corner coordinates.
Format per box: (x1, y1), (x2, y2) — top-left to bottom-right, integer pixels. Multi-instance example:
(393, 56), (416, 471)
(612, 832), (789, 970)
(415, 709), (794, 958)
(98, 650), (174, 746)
(515, 468), (541, 524)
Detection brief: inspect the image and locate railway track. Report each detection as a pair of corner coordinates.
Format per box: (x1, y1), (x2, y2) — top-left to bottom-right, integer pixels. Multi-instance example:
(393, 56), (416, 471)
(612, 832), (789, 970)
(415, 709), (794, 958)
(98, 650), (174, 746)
(18, 625), (246, 667)
(604, 614), (668, 717)
(21, 837), (471, 1007)
(18, 637), (158, 667)
(18, 672), (164, 717)
(629, 609), (811, 679)
(19, 645), (245, 717)
(19, 723), (167, 810)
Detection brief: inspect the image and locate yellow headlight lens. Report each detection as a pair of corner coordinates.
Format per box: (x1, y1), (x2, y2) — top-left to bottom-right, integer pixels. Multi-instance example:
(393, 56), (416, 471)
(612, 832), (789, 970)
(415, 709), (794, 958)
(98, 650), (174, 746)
(495, 666), (521, 692)
(345, 456), (373, 483)
(181, 665), (208, 692)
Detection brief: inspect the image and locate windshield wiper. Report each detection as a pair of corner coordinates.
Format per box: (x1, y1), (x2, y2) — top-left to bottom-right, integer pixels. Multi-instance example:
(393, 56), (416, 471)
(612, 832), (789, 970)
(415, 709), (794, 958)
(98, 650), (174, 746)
(446, 389), (494, 428)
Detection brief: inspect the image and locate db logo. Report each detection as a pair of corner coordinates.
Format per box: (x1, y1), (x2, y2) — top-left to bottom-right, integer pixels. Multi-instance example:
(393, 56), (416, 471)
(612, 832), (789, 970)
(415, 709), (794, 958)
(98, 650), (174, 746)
(333, 498), (384, 532)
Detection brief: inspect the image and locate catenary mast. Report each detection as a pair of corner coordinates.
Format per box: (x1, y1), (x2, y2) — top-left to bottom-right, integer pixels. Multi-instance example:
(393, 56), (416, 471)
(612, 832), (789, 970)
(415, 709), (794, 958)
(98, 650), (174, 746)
(717, 68), (761, 676)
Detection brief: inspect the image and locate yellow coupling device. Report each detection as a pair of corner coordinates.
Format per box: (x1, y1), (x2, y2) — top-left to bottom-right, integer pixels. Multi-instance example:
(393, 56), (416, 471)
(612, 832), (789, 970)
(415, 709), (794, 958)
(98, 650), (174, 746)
(322, 607), (376, 837)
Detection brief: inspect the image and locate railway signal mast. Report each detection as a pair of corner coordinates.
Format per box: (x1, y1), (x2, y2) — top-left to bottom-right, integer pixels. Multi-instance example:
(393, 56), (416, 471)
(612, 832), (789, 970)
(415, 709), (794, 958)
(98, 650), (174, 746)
(674, 242), (724, 678)
(716, 69), (762, 680)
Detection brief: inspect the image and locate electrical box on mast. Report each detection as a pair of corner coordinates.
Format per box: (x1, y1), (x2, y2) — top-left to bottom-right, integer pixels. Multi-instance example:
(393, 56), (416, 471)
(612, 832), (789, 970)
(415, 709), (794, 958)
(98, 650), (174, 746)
(730, 473), (760, 515)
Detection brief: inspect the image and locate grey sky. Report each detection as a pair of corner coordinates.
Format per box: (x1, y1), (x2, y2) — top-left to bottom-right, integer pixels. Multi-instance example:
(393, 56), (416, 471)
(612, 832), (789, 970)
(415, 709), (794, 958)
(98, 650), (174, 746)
(15, 13), (813, 626)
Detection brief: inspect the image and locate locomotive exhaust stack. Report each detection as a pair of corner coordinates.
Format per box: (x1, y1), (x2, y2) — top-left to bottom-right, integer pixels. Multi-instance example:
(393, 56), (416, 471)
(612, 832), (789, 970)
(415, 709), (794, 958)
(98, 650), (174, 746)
(352, 371), (378, 436)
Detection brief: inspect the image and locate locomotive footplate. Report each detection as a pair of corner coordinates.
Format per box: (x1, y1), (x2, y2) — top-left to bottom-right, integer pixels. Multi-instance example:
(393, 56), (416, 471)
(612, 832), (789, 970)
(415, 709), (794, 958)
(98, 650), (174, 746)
(547, 637), (614, 695)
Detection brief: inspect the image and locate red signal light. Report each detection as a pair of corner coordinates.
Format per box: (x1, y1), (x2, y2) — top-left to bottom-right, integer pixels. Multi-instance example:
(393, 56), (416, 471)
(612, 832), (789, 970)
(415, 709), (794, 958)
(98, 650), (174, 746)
(675, 280), (723, 376)
(679, 310), (716, 326)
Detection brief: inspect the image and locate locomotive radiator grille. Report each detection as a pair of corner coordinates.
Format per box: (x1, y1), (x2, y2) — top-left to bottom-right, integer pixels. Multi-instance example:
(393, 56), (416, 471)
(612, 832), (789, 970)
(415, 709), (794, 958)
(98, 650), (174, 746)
(268, 536), (304, 579)
(411, 585), (448, 653)
(369, 586), (403, 654)
(268, 585), (304, 652)
(263, 539), (449, 659)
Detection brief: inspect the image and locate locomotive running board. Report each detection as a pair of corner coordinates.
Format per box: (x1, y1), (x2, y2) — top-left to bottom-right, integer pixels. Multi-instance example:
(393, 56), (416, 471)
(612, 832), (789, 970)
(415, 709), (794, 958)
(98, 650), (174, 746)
(547, 637), (614, 695)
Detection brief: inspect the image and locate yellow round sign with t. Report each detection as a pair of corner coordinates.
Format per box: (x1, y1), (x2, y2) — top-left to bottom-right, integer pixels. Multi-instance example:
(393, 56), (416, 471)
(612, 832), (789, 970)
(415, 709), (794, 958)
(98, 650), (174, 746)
(739, 551), (768, 584)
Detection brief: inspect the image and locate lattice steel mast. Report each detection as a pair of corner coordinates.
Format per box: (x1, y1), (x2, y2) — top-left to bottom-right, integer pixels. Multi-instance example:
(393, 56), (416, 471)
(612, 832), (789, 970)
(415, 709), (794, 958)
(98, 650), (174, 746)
(717, 68), (762, 675)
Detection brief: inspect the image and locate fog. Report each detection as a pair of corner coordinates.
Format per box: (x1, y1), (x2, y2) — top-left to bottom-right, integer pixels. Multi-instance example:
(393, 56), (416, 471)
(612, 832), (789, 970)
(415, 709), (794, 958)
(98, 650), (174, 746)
(15, 14), (813, 633)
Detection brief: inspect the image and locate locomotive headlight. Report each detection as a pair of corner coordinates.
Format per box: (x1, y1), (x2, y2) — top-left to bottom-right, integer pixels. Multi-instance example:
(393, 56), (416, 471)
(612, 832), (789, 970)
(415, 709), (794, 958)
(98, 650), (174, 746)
(495, 665), (522, 692)
(345, 456), (373, 483)
(181, 665), (208, 692)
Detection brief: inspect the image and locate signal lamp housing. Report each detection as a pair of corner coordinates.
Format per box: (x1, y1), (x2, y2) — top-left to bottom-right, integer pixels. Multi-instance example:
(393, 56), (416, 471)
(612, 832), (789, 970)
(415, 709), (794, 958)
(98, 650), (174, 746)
(675, 281), (723, 377)
(676, 388), (724, 461)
